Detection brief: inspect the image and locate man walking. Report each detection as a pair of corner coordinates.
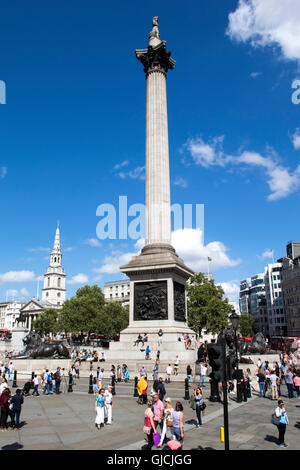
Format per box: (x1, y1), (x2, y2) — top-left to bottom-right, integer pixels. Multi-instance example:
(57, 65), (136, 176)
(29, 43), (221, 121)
(10, 389), (24, 429)
(285, 368), (294, 399)
(200, 363), (207, 387)
(54, 367), (62, 394)
(153, 393), (164, 433)
(270, 370), (279, 400)
(104, 385), (113, 425)
(32, 374), (40, 396)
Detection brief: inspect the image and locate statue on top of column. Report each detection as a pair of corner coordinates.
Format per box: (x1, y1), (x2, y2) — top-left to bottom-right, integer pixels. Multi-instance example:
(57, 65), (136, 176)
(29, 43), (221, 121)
(149, 16), (162, 46)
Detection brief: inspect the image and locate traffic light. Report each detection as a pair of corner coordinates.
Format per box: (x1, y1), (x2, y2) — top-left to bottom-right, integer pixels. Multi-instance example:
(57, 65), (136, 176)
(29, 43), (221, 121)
(226, 355), (235, 381)
(207, 343), (224, 382)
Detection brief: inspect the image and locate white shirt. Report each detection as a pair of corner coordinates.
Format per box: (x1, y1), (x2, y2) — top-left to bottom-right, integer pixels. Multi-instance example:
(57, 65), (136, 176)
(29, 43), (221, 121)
(33, 377), (39, 386)
(270, 374), (278, 387)
(166, 366), (172, 375)
(200, 365), (207, 375)
(105, 391), (112, 404)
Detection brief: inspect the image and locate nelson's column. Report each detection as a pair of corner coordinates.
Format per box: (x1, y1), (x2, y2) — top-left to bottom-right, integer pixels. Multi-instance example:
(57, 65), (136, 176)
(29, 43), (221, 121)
(109, 17), (196, 363)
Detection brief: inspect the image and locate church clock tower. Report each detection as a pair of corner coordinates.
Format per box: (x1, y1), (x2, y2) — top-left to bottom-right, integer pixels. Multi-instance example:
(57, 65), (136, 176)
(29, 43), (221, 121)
(42, 222), (66, 306)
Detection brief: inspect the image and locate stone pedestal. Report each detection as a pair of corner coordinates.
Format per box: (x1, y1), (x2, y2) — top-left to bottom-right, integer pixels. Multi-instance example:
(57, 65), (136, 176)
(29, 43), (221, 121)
(11, 327), (29, 355)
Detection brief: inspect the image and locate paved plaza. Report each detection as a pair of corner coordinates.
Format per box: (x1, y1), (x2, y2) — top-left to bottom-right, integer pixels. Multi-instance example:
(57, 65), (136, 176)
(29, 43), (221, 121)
(0, 375), (299, 451)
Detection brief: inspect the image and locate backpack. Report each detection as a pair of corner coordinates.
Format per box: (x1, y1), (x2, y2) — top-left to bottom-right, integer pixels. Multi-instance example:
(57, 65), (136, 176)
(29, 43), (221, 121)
(47, 373), (52, 384)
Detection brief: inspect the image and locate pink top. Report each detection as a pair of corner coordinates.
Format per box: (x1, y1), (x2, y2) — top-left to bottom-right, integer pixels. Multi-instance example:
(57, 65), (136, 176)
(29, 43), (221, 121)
(294, 376), (300, 386)
(153, 400), (164, 421)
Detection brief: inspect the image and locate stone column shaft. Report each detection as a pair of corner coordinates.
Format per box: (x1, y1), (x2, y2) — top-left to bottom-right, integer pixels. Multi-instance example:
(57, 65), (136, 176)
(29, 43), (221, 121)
(145, 70), (171, 246)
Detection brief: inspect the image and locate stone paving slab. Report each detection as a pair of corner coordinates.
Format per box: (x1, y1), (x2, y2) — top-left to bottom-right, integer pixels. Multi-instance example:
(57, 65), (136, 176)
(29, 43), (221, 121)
(0, 377), (299, 450)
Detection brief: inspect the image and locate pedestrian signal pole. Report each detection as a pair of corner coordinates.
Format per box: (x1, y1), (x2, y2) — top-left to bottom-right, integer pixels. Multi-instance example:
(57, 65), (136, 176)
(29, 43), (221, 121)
(220, 336), (229, 451)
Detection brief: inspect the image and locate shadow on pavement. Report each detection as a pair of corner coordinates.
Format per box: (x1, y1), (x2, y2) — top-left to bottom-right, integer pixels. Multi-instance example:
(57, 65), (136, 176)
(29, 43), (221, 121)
(264, 434), (278, 445)
(1, 442), (23, 450)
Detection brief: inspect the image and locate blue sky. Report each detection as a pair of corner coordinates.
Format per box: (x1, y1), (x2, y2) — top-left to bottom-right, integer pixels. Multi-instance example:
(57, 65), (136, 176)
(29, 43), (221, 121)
(1, 0), (300, 304)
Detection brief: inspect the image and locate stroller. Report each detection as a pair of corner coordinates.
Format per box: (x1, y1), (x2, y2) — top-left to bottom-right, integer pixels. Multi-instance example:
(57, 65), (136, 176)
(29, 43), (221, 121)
(22, 381), (31, 396)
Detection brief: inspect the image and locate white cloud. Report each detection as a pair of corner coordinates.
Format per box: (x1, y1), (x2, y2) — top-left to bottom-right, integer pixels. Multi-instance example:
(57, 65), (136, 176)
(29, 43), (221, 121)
(291, 128), (300, 150)
(20, 288), (30, 297)
(217, 281), (240, 303)
(173, 176), (188, 188)
(0, 167), (7, 179)
(250, 71), (262, 78)
(185, 136), (300, 201)
(118, 166), (145, 181)
(93, 251), (137, 274)
(171, 228), (241, 272)
(186, 136), (225, 168)
(258, 248), (274, 260)
(67, 273), (89, 285)
(0, 270), (35, 284)
(227, 0), (300, 63)
(84, 238), (102, 247)
(93, 230), (240, 275)
(113, 160), (129, 170)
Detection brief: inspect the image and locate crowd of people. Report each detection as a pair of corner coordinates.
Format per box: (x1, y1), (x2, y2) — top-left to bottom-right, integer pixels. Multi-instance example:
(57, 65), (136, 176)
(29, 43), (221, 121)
(254, 357), (300, 400)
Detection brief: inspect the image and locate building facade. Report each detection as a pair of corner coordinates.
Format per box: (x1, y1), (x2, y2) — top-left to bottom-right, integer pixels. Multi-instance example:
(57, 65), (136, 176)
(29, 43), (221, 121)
(281, 242), (300, 337)
(239, 273), (268, 335)
(264, 263), (286, 336)
(104, 280), (130, 307)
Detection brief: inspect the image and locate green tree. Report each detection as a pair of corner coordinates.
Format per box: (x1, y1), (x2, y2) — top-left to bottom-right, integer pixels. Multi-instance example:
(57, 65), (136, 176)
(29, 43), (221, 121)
(33, 308), (59, 336)
(58, 285), (129, 342)
(186, 273), (231, 335)
(95, 302), (129, 339)
(238, 312), (254, 337)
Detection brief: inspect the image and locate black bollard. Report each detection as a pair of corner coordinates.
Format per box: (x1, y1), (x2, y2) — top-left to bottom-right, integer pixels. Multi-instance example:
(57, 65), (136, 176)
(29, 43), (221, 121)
(184, 377), (190, 400)
(68, 372), (73, 393)
(134, 376), (139, 397)
(12, 370), (17, 388)
(88, 373), (93, 394)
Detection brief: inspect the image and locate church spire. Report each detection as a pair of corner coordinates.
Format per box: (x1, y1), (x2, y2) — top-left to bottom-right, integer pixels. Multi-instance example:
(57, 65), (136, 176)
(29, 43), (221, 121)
(42, 221), (66, 306)
(50, 221), (62, 267)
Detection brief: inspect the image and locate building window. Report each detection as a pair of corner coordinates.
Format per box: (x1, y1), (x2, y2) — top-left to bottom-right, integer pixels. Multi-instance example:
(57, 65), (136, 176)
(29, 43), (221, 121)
(58, 277), (61, 287)
(48, 277), (50, 287)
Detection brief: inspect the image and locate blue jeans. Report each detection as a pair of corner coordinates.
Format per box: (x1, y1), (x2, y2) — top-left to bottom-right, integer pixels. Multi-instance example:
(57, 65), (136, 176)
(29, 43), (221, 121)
(259, 382), (265, 397)
(10, 409), (21, 428)
(43, 383), (52, 394)
(287, 383), (294, 398)
(200, 375), (206, 386)
(196, 405), (202, 425)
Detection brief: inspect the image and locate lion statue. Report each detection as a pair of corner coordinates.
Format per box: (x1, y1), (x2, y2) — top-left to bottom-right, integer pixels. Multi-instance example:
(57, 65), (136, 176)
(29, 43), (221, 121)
(22, 331), (70, 359)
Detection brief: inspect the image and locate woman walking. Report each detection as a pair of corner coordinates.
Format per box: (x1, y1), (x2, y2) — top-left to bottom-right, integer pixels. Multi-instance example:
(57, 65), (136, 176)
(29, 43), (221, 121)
(171, 401), (184, 449)
(0, 388), (11, 430)
(157, 397), (173, 447)
(137, 376), (148, 405)
(194, 388), (204, 427)
(143, 400), (156, 450)
(275, 399), (289, 447)
(93, 377), (99, 395)
(95, 388), (107, 430)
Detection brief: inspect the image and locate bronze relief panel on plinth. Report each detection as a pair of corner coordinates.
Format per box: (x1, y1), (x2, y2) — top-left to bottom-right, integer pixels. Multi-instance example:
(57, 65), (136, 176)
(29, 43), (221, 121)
(134, 281), (168, 321)
(174, 281), (186, 322)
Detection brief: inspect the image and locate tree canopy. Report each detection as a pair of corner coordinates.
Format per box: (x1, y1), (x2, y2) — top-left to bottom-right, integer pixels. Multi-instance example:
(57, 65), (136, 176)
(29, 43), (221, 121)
(186, 273), (232, 335)
(57, 284), (129, 341)
(33, 308), (59, 336)
(238, 312), (254, 337)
